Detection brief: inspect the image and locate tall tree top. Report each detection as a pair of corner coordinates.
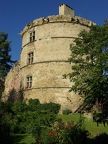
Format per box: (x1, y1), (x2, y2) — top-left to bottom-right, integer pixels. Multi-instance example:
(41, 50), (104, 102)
(0, 32), (15, 78)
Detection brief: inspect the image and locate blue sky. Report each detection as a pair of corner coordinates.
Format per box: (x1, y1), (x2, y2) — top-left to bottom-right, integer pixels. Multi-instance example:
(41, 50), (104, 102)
(0, 0), (108, 61)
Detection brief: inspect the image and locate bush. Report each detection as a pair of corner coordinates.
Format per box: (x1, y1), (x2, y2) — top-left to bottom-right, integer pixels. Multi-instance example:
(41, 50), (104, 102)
(0, 102), (12, 143)
(30, 112), (57, 143)
(0, 99), (61, 139)
(32, 118), (89, 144)
(40, 102), (61, 114)
(11, 101), (28, 113)
(40, 128), (57, 144)
(28, 99), (40, 111)
(62, 109), (70, 115)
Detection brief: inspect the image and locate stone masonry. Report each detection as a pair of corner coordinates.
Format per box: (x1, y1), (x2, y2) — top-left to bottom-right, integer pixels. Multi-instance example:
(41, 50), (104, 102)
(3, 4), (96, 113)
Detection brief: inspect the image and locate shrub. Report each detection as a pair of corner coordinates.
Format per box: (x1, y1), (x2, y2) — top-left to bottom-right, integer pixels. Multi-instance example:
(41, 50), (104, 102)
(38, 118), (89, 144)
(40, 102), (61, 114)
(11, 101), (28, 113)
(40, 128), (57, 144)
(30, 112), (57, 143)
(28, 99), (40, 111)
(62, 109), (70, 115)
(0, 102), (12, 143)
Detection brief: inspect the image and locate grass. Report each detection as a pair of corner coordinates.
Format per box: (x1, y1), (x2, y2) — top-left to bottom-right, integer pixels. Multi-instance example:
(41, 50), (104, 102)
(84, 119), (108, 136)
(10, 134), (35, 144)
(57, 113), (108, 137)
(57, 113), (81, 122)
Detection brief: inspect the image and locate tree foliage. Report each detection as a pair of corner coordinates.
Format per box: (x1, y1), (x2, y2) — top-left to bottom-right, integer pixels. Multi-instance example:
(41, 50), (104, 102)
(0, 32), (14, 77)
(64, 24), (108, 111)
(0, 32), (15, 96)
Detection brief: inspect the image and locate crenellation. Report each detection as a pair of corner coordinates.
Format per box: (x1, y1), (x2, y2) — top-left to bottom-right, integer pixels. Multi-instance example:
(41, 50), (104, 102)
(47, 15), (72, 23)
(43, 17), (49, 24)
(33, 17), (44, 25)
(26, 22), (34, 28)
(20, 15), (95, 37)
(75, 16), (96, 26)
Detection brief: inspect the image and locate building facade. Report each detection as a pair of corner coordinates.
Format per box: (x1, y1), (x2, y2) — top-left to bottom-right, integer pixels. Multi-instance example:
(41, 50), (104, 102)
(3, 4), (95, 112)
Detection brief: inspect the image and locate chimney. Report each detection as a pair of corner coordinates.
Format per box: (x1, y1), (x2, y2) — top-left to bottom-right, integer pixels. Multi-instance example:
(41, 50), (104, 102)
(59, 4), (74, 18)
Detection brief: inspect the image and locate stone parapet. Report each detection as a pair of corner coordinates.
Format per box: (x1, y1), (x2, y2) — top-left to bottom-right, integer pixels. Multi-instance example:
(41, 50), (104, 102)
(75, 16), (96, 26)
(20, 15), (96, 36)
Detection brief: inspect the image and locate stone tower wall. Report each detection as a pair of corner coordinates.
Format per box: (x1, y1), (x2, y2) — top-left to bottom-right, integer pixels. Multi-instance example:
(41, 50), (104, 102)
(4, 4), (96, 112)
(20, 16), (93, 112)
(3, 61), (20, 101)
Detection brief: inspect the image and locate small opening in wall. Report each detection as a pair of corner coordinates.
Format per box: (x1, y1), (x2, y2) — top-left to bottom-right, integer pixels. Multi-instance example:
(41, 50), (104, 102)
(26, 76), (32, 89)
(27, 52), (33, 65)
(30, 31), (35, 42)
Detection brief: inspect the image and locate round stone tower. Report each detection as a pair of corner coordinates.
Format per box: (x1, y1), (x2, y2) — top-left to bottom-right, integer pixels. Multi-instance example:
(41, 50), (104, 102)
(5, 4), (95, 112)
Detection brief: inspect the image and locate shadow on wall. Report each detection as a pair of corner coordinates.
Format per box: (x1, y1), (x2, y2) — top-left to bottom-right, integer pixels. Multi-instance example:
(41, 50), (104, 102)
(8, 88), (24, 102)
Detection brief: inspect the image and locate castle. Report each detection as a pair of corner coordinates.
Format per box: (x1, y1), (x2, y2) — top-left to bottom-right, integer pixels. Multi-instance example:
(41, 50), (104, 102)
(3, 4), (96, 112)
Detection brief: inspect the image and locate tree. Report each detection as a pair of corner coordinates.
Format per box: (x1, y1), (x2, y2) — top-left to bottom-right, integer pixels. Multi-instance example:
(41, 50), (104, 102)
(64, 24), (108, 111)
(0, 32), (15, 96)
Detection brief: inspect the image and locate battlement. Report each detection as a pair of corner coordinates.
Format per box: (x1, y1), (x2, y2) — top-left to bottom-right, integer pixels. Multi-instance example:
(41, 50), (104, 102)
(20, 15), (96, 36)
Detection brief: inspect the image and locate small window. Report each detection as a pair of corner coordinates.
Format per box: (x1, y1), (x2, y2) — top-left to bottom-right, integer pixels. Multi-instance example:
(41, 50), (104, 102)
(27, 52), (33, 65)
(26, 76), (32, 88)
(30, 31), (35, 42)
(33, 31), (35, 41)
